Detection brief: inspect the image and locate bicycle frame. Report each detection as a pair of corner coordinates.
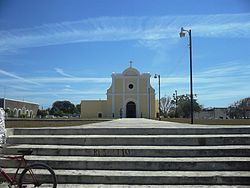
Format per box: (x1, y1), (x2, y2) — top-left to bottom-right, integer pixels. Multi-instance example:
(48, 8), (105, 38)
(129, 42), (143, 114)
(1, 167), (13, 183)
(1, 154), (28, 186)
(1, 149), (56, 188)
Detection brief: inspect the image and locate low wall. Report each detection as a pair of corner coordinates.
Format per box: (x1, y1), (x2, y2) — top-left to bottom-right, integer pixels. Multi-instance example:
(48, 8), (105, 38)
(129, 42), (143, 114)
(163, 118), (250, 125)
(5, 119), (111, 128)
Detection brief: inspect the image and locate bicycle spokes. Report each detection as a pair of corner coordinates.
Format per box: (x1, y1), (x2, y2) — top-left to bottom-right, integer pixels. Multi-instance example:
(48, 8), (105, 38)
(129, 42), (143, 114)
(19, 163), (57, 188)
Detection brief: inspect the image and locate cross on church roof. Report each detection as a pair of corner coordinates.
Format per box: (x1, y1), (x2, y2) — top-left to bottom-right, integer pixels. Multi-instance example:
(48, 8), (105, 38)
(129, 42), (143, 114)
(129, 60), (133, 68)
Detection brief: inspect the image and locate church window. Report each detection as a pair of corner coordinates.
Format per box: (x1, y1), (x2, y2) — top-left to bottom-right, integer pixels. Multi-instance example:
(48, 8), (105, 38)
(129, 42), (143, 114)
(128, 84), (134, 89)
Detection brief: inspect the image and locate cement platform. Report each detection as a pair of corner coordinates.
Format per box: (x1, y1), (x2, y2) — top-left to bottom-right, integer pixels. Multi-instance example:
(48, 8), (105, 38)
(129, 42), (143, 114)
(2, 118), (250, 186)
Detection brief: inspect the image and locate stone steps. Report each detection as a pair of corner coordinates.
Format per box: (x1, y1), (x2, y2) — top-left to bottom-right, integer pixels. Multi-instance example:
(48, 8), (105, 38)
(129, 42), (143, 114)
(5, 144), (250, 157)
(2, 156), (250, 171)
(7, 134), (250, 146)
(55, 185), (250, 188)
(3, 119), (250, 186)
(10, 127), (250, 135)
(33, 170), (250, 185)
(2, 183), (249, 188)
(2, 169), (250, 185)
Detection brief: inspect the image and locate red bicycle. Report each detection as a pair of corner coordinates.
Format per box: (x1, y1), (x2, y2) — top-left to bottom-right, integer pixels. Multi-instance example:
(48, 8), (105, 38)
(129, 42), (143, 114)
(0, 148), (57, 188)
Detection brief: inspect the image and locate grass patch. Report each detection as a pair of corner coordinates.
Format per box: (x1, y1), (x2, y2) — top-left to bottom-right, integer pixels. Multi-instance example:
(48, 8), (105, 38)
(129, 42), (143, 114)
(5, 119), (111, 128)
(163, 118), (250, 125)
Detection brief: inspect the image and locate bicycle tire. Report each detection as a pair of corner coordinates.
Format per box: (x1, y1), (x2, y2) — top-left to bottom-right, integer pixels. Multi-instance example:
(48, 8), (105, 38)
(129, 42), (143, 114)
(18, 163), (57, 188)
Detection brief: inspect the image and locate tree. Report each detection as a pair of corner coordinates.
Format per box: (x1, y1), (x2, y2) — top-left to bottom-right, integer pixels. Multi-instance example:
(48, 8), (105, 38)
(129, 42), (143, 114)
(76, 104), (81, 114)
(173, 94), (202, 118)
(160, 96), (173, 117)
(228, 97), (250, 119)
(50, 101), (78, 117)
(4, 108), (14, 118)
(37, 109), (49, 118)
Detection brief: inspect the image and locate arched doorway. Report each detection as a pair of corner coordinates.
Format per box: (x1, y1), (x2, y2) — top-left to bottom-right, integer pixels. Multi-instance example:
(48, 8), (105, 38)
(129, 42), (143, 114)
(18, 109), (22, 118)
(126, 101), (136, 118)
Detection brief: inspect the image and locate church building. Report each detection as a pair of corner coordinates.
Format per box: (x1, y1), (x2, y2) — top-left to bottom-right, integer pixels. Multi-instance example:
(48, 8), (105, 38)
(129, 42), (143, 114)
(81, 63), (157, 119)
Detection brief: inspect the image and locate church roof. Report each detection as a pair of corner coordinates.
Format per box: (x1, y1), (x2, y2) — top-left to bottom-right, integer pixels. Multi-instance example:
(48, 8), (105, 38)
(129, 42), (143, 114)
(122, 67), (140, 76)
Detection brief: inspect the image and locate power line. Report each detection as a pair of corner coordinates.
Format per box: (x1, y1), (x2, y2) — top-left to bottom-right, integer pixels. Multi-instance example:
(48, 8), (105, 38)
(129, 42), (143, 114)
(164, 44), (188, 79)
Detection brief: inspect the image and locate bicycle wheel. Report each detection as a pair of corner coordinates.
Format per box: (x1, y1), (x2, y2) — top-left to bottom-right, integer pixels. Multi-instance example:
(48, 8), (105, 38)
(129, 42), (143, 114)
(18, 163), (57, 188)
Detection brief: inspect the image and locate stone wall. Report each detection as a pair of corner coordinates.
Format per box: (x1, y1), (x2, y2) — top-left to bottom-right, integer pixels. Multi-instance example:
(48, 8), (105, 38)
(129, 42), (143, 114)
(195, 108), (228, 120)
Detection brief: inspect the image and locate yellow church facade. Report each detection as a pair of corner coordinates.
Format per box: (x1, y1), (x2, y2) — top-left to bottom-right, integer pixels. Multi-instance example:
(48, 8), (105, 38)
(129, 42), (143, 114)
(81, 65), (157, 119)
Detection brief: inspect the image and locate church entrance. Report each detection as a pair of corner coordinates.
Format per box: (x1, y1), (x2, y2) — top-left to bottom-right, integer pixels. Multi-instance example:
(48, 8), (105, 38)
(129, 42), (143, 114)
(126, 101), (136, 118)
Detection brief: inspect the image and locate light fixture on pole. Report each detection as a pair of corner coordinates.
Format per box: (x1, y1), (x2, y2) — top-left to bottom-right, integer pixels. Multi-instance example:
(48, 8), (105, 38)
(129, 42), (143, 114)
(179, 27), (194, 124)
(173, 90), (178, 118)
(154, 74), (161, 120)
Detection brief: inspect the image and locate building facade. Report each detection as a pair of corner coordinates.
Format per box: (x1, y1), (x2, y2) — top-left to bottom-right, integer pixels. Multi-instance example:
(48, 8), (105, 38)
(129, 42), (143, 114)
(81, 65), (157, 119)
(194, 108), (228, 120)
(0, 98), (39, 118)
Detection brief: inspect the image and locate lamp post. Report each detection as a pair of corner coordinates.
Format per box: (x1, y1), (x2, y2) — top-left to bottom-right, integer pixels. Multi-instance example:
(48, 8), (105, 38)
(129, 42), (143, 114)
(154, 74), (161, 120)
(179, 27), (194, 124)
(148, 87), (151, 119)
(173, 90), (178, 118)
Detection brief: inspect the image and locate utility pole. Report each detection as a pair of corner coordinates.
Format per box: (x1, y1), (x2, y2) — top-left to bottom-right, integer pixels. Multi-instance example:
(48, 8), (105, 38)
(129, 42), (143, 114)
(173, 90), (178, 118)
(154, 74), (161, 120)
(175, 90), (178, 118)
(3, 87), (6, 98)
(148, 87), (150, 119)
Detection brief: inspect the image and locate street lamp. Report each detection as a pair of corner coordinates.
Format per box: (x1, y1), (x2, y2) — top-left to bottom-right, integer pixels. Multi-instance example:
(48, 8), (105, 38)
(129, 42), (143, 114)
(173, 90), (178, 118)
(154, 74), (161, 120)
(179, 27), (194, 124)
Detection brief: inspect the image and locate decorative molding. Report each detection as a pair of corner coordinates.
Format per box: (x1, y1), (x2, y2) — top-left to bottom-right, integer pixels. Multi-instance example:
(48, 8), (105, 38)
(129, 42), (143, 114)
(122, 77), (125, 118)
(112, 76), (115, 115)
(137, 77), (140, 117)
(107, 93), (149, 96)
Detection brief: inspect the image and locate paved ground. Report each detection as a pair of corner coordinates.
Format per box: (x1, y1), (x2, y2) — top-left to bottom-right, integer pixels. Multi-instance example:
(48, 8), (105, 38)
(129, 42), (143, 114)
(15, 118), (250, 129)
(71, 118), (250, 128)
(79, 118), (222, 128)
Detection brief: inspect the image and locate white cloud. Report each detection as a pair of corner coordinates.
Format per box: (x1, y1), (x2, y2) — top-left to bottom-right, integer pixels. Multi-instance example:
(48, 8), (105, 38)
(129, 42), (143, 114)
(198, 90), (249, 101)
(0, 76), (111, 84)
(55, 68), (75, 78)
(0, 69), (40, 85)
(0, 13), (250, 52)
(151, 61), (250, 107)
(1, 60), (249, 108)
(1, 61), (242, 87)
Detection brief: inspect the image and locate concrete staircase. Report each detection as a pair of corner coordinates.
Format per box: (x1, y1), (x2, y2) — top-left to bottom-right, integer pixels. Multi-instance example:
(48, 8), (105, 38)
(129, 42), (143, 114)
(2, 119), (250, 187)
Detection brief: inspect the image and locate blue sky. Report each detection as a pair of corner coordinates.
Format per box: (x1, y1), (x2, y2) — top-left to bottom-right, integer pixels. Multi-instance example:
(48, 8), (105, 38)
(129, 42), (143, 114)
(0, 0), (250, 109)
